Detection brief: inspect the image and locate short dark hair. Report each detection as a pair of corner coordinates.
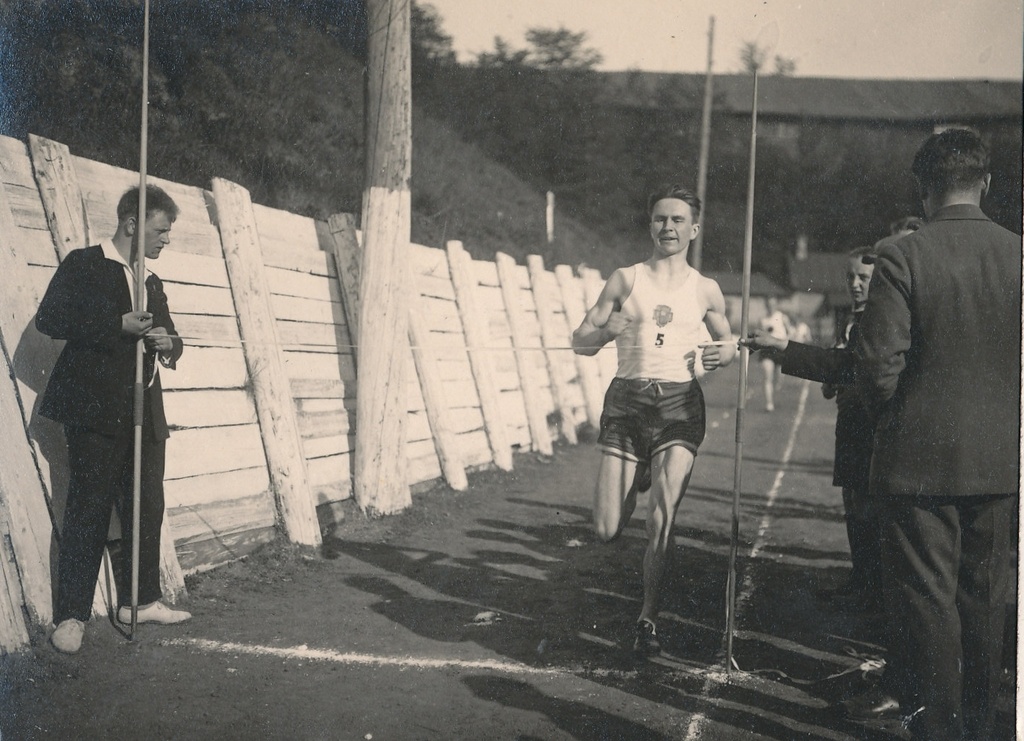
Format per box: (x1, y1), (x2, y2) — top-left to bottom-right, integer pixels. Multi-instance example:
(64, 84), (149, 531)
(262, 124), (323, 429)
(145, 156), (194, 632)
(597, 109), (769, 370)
(911, 128), (989, 197)
(889, 215), (924, 235)
(847, 244), (876, 261)
(116, 184), (179, 223)
(647, 185), (702, 221)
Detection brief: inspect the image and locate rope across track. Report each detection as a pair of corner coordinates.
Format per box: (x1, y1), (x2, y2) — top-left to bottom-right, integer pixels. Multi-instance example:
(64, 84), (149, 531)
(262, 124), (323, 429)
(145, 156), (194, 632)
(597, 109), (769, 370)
(160, 333), (739, 353)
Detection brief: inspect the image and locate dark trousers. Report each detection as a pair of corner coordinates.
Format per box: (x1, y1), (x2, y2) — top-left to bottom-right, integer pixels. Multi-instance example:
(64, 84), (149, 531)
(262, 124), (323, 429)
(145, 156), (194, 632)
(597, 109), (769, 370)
(54, 425), (167, 622)
(880, 493), (1015, 741)
(842, 485), (882, 593)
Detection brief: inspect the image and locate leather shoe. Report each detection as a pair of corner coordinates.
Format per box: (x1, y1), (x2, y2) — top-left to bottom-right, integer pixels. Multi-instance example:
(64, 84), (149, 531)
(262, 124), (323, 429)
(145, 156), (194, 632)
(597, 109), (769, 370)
(117, 601), (192, 625)
(839, 687), (900, 720)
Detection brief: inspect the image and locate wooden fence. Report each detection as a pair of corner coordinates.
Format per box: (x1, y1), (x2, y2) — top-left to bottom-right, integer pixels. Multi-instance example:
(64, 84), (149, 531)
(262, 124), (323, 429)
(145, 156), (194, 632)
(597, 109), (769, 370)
(0, 134), (618, 653)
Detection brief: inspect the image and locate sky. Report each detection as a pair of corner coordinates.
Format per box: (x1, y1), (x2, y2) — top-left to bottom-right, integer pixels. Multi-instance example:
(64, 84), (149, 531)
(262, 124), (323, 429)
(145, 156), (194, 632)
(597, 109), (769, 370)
(423, 0), (1024, 80)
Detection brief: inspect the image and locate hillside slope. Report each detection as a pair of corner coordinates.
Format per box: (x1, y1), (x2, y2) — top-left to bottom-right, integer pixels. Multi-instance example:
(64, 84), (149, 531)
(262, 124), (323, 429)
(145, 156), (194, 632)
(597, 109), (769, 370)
(0, 1), (624, 272)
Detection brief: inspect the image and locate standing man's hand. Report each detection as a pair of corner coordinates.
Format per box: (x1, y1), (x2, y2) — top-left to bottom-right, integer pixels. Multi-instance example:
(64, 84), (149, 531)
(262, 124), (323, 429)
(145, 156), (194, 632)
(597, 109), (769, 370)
(740, 329), (788, 361)
(143, 326), (173, 353)
(122, 311), (153, 337)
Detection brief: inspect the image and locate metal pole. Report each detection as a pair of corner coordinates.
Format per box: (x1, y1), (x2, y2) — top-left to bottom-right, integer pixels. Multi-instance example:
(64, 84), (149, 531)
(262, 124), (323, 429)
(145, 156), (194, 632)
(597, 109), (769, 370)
(130, 0), (152, 640)
(725, 69), (758, 676)
(691, 16), (714, 271)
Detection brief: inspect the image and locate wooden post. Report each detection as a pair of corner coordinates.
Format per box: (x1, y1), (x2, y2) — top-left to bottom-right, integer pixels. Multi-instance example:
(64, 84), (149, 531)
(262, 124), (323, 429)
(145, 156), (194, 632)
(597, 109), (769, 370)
(582, 267), (618, 390)
(0, 529), (30, 652)
(357, 0), (413, 514)
(545, 191), (555, 244)
(526, 255), (577, 444)
(445, 241), (513, 471)
(408, 300), (468, 491)
(0, 182), (55, 626)
(212, 177), (321, 546)
(495, 252), (553, 456)
(554, 264), (604, 428)
(327, 213), (362, 343)
(28, 134), (91, 259)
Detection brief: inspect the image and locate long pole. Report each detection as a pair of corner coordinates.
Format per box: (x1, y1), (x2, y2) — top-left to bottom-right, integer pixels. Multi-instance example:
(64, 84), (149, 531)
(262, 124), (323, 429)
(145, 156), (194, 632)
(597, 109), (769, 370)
(725, 69), (758, 675)
(690, 15), (714, 272)
(356, 0), (413, 514)
(130, 0), (152, 640)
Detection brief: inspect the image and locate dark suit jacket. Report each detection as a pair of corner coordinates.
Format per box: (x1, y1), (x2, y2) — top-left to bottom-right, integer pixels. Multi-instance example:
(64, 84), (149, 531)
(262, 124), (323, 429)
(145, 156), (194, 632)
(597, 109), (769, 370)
(781, 319), (874, 491)
(36, 244), (183, 440)
(855, 204), (1021, 497)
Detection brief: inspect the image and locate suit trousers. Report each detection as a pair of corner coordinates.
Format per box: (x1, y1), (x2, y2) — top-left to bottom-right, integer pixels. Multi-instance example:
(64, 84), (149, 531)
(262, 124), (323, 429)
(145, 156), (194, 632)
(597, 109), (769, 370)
(842, 485), (882, 593)
(880, 493), (1015, 741)
(54, 425), (167, 622)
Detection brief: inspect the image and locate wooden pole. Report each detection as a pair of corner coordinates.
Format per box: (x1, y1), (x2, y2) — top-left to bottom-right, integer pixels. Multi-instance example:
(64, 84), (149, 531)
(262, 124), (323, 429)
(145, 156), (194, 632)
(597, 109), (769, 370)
(527, 255), (577, 444)
(495, 252), (553, 456)
(554, 264), (603, 429)
(726, 69), (758, 676)
(408, 300), (468, 491)
(213, 178), (321, 546)
(445, 241), (513, 472)
(358, 0), (412, 514)
(545, 191), (555, 244)
(128, 0), (152, 638)
(691, 15), (715, 272)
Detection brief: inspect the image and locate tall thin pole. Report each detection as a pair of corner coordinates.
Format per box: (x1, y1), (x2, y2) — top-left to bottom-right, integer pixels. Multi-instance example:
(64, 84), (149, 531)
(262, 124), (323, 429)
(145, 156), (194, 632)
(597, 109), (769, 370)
(725, 69), (758, 675)
(691, 15), (714, 271)
(130, 0), (152, 640)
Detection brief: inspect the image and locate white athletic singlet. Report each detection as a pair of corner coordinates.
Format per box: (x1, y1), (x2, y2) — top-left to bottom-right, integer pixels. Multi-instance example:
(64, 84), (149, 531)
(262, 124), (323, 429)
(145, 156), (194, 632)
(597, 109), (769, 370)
(615, 263), (706, 383)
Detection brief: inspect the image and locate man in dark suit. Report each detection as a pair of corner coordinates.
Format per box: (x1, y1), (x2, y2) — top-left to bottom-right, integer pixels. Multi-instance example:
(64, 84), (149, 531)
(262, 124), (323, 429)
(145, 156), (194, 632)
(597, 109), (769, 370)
(855, 128), (1020, 740)
(39, 184), (191, 654)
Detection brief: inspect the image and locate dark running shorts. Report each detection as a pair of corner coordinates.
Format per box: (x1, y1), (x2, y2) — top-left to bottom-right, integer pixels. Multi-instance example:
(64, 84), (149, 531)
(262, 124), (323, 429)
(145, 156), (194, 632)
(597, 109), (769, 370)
(597, 377), (706, 463)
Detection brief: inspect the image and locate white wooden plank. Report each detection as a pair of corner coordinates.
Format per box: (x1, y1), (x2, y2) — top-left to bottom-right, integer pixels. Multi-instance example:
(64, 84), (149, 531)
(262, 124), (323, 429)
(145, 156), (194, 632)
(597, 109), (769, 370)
(165, 388), (257, 429)
(165, 424), (266, 480)
(283, 350), (356, 382)
(266, 265), (343, 302)
(271, 293), (345, 325)
(154, 250), (230, 288)
(164, 466), (270, 509)
(162, 346), (249, 390)
(167, 283), (237, 316)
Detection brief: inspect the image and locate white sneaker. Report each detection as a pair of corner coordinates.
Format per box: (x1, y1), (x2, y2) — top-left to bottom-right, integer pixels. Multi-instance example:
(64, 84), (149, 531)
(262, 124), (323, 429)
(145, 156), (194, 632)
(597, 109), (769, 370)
(118, 601), (192, 625)
(51, 619), (85, 654)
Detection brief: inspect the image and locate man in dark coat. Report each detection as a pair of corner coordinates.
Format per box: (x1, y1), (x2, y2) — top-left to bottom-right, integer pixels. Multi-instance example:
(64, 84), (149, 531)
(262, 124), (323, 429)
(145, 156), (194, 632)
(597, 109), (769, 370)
(39, 184), (192, 654)
(855, 128), (1020, 741)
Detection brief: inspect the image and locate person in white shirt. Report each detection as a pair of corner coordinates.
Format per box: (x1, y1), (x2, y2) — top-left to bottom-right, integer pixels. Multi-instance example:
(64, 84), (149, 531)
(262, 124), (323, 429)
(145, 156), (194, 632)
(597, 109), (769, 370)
(572, 185), (736, 656)
(757, 297), (791, 411)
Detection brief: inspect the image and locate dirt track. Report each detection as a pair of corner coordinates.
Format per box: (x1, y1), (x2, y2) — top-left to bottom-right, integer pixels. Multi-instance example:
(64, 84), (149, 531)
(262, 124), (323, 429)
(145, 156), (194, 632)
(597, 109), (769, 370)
(1, 365), (1015, 740)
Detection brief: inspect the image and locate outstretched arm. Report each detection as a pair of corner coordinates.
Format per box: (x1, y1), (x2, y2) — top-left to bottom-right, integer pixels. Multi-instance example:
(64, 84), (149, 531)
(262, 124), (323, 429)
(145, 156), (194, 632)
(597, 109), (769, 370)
(572, 268), (632, 356)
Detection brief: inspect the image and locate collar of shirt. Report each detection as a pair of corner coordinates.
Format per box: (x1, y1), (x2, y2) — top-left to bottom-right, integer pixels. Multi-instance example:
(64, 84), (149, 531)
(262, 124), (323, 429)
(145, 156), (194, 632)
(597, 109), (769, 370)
(100, 238), (153, 311)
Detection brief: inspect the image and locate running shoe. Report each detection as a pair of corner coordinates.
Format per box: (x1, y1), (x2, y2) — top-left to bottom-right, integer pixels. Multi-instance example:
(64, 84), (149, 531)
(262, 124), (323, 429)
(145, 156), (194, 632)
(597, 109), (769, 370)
(633, 618), (661, 656)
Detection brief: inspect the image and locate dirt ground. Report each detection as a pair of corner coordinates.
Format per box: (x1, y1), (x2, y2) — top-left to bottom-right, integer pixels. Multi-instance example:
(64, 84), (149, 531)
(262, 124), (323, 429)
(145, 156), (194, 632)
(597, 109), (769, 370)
(1, 366), (1016, 740)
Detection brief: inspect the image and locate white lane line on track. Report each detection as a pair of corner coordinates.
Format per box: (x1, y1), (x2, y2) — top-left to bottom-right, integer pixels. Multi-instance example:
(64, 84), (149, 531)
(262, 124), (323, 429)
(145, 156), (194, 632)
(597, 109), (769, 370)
(162, 638), (565, 676)
(683, 379), (812, 741)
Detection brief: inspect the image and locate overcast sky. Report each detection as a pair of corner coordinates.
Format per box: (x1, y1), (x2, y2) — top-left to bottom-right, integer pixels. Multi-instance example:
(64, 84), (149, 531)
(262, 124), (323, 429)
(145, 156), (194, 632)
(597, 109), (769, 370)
(424, 0), (1024, 80)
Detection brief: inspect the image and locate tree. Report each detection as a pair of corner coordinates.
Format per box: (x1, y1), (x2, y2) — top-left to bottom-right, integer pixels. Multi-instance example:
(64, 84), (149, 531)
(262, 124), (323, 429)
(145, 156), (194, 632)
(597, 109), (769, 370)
(739, 41), (768, 74)
(411, 1), (456, 68)
(773, 55), (797, 76)
(524, 26), (602, 70)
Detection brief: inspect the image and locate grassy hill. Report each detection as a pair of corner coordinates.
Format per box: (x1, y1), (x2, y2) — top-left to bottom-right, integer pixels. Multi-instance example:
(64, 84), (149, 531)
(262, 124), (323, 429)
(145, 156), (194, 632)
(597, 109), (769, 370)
(0, 0), (629, 274)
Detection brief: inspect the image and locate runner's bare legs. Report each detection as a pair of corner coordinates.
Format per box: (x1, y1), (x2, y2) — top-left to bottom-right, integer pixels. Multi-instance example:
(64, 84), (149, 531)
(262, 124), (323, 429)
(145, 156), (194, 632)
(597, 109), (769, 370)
(593, 454), (640, 542)
(593, 445), (694, 622)
(640, 445), (694, 622)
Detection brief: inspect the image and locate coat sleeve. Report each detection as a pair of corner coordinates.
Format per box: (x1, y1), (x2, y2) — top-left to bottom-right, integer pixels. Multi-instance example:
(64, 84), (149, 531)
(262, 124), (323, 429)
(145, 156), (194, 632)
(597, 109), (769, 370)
(147, 273), (183, 369)
(35, 249), (123, 349)
(855, 246), (912, 404)
(779, 341), (858, 385)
